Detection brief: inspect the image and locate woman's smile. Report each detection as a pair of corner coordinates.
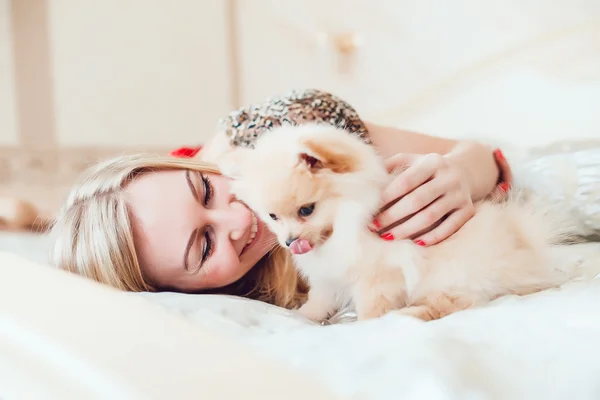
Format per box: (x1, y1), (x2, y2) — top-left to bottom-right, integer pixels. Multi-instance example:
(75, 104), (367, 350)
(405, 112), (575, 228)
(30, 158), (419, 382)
(241, 210), (261, 255)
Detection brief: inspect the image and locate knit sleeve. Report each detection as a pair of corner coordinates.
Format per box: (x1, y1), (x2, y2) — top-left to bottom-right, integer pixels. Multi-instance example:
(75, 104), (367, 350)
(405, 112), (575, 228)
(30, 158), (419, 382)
(217, 89), (371, 149)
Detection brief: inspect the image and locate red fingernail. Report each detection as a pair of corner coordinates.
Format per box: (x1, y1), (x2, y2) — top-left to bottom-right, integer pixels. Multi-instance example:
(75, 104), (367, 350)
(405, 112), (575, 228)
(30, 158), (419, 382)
(499, 182), (510, 192)
(494, 149), (505, 162)
(372, 219), (381, 229)
(381, 233), (394, 241)
(414, 240), (426, 246)
(170, 145), (202, 158)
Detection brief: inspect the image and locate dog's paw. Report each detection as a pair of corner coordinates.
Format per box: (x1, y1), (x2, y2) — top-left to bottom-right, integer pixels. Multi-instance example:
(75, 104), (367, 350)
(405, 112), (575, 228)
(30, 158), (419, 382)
(356, 296), (395, 320)
(297, 301), (330, 322)
(394, 305), (433, 321)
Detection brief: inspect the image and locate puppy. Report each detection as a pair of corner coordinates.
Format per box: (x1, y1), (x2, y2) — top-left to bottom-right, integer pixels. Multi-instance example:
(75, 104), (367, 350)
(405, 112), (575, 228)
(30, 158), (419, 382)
(218, 124), (577, 322)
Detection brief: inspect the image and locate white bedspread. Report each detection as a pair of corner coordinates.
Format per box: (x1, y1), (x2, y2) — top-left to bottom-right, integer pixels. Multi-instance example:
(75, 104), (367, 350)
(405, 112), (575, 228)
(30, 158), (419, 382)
(139, 243), (600, 400)
(246, 278), (600, 400)
(3, 145), (599, 399)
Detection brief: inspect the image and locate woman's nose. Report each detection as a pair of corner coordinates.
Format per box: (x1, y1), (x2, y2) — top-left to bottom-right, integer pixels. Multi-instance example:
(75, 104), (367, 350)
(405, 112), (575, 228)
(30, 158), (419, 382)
(213, 201), (252, 241)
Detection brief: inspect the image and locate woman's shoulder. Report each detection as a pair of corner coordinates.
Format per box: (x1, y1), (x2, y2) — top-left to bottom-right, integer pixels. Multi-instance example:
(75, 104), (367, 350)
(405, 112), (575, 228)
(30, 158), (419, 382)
(218, 89), (371, 149)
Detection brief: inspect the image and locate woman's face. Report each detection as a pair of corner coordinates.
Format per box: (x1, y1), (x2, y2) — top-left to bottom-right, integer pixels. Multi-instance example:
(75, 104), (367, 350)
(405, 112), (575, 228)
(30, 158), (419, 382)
(125, 169), (276, 291)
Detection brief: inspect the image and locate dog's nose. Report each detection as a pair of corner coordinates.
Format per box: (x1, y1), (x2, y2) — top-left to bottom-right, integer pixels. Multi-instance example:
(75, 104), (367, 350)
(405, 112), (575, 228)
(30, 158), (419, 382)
(285, 237), (298, 247)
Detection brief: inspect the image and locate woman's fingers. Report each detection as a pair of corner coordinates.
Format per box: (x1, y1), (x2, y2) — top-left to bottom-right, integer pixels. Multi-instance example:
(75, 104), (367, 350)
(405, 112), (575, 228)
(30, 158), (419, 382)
(374, 177), (451, 232)
(383, 153), (419, 173)
(487, 149), (514, 201)
(379, 153), (444, 209)
(413, 205), (475, 246)
(373, 152), (477, 245)
(381, 193), (468, 241)
(494, 149), (513, 185)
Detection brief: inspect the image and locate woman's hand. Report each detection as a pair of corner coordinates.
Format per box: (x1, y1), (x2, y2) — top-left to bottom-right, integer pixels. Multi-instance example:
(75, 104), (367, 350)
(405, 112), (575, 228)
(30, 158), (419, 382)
(371, 153), (476, 246)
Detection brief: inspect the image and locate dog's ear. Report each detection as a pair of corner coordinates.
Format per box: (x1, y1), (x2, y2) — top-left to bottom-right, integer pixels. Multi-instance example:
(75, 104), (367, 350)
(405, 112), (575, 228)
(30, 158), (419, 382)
(299, 138), (358, 174)
(299, 152), (324, 170)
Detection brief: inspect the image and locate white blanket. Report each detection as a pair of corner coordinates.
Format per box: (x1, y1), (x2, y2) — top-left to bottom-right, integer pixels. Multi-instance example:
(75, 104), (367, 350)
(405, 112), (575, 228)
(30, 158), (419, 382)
(246, 279), (600, 400)
(4, 145), (599, 399)
(139, 243), (600, 400)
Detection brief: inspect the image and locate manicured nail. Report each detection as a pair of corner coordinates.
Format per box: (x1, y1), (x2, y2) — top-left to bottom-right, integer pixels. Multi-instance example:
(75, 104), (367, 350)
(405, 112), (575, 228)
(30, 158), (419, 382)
(381, 233), (394, 241)
(494, 149), (505, 162)
(414, 240), (426, 246)
(169, 145), (202, 158)
(499, 182), (510, 192)
(372, 219), (381, 229)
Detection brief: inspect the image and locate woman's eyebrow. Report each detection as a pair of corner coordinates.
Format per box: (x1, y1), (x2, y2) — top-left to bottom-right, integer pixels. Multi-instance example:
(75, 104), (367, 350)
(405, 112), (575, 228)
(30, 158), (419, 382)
(183, 170), (199, 269)
(183, 228), (197, 270)
(185, 169), (199, 201)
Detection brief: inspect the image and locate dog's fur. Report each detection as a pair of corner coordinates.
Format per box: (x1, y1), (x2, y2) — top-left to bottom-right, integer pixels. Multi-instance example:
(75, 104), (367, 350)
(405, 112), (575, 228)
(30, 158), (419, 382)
(218, 124), (579, 322)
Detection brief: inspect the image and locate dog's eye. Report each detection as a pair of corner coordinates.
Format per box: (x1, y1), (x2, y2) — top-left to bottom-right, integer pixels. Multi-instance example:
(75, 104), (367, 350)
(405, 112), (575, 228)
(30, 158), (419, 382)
(269, 213), (278, 221)
(298, 203), (315, 217)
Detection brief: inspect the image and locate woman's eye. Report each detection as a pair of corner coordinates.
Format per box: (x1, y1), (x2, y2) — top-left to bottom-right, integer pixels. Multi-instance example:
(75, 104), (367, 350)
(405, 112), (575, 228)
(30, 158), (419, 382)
(298, 203), (315, 217)
(269, 213), (278, 221)
(201, 174), (213, 206)
(201, 230), (214, 263)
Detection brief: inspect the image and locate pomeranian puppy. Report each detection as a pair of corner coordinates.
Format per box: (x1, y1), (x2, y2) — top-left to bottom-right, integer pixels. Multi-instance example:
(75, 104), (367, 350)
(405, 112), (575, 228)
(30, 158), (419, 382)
(218, 124), (577, 322)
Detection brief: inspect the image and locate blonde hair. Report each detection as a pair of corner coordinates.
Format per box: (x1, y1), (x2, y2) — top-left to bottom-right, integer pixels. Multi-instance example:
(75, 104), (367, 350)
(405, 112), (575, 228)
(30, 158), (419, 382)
(50, 154), (307, 309)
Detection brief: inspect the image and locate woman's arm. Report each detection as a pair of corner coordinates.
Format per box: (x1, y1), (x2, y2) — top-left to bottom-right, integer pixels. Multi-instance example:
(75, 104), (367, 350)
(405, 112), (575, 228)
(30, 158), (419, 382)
(365, 121), (513, 245)
(365, 122), (457, 157)
(365, 122), (500, 201)
(203, 122), (503, 200)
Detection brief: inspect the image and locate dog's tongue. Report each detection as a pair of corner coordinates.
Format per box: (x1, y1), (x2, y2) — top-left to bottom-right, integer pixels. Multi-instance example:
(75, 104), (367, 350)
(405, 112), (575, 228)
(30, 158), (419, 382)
(289, 239), (313, 255)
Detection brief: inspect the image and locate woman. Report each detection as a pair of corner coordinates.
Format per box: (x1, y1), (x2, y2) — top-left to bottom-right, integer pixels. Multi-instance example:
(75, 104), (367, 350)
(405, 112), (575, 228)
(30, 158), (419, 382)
(51, 90), (510, 309)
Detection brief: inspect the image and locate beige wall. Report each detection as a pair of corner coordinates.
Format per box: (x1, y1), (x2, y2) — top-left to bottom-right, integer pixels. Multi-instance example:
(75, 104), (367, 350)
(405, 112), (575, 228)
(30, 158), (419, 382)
(3, 0), (600, 151)
(0, 0), (238, 215)
(1, 1), (599, 216)
(48, 0), (233, 147)
(0, 0), (17, 146)
(237, 0), (600, 147)
(11, 0), (57, 149)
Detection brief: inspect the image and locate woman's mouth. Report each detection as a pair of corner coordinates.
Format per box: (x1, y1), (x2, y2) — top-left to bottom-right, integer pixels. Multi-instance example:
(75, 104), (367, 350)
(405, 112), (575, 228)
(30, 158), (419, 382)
(242, 212), (260, 254)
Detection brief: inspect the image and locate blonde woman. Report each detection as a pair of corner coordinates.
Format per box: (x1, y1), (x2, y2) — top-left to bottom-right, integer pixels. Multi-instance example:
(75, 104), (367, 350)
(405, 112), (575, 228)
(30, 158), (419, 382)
(51, 90), (511, 309)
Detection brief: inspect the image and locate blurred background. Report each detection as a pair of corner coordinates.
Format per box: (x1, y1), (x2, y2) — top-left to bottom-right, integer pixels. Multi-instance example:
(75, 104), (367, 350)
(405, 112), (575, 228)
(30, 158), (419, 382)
(1, 0), (599, 220)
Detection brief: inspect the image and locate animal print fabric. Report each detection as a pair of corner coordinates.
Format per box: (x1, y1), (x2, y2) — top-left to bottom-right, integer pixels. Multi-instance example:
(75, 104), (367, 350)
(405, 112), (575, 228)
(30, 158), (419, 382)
(218, 89), (371, 148)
